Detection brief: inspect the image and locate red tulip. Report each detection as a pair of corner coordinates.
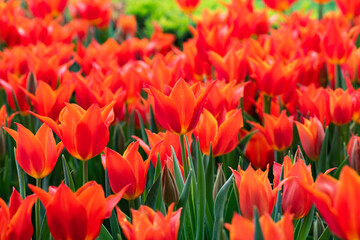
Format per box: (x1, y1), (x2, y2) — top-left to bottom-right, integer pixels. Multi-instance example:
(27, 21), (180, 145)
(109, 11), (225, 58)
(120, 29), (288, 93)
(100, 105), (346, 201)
(4, 123), (64, 179)
(194, 109), (243, 156)
(31, 102), (114, 161)
(244, 131), (274, 170)
(175, 0), (201, 13)
(102, 142), (150, 200)
(27, 0), (68, 18)
(262, 0), (298, 11)
(29, 181), (127, 240)
(117, 203), (181, 240)
(225, 212), (293, 240)
(249, 110), (294, 152)
(295, 117), (325, 161)
(300, 166), (360, 239)
(0, 188), (37, 240)
(273, 156), (314, 219)
(328, 88), (353, 125)
(148, 78), (215, 135)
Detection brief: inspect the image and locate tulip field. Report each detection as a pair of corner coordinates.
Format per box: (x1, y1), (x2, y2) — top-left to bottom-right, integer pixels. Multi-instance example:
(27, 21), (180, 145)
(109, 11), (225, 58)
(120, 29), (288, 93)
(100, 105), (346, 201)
(1, 0), (360, 239)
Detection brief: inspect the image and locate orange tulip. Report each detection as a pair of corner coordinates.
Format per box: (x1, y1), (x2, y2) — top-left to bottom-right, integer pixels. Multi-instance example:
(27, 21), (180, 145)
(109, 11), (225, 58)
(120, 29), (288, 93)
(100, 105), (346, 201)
(148, 78), (215, 135)
(0, 74), (30, 113)
(70, 0), (111, 28)
(21, 80), (74, 122)
(117, 203), (181, 240)
(194, 109), (243, 156)
(134, 129), (192, 168)
(321, 19), (353, 65)
(328, 88), (353, 125)
(295, 117), (325, 161)
(27, 0), (67, 18)
(175, 0), (201, 13)
(249, 110), (293, 152)
(31, 102), (114, 161)
(225, 212), (293, 240)
(300, 166), (360, 239)
(249, 57), (298, 97)
(273, 156), (314, 219)
(232, 165), (277, 219)
(102, 142), (150, 200)
(29, 181), (127, 240)
(335, 0), (360, 19)
(0, 188), (37, 240)
(262, 0), (298, 11)
(4, 123), (64, 179)
(117, 15), (137, 38)
(244, 131), (274, 170)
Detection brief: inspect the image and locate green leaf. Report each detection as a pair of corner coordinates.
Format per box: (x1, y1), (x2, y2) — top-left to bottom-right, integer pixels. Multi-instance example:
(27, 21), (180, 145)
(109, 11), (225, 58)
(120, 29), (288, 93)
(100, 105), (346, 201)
(295, 205), (315, 240)
(317, 127), (329, 175)
(239, 130), (258, 147)
(196, 139), (206, 240)
(171, 146), (185, 192)
(144, 174), (161, 209)
(212, 174), (233, 240)
(333, 156), (349, 179)
(135, 110), (148, 145)
(177, 170), (193, 239)
(254, 208), (264, 240)
(14, 147), (26, 199)
(105, 169), (121, 238)
(96, 225), (113, 240)
(39, 215), (51, 240)
(318, 226), (331, 240)
(62, 155), (75, 192)
(272, 165), (284, 222)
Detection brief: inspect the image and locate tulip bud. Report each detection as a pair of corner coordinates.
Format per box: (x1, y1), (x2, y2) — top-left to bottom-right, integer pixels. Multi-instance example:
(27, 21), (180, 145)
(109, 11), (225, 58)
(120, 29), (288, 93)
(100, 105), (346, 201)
(162, 164), (179, 206)
(213, 164), (226, 200)
(294, 145), (305, 162)
(314, 213), (325, 240)
(347, 136), (360, 173)
(26, 72), (37, 95)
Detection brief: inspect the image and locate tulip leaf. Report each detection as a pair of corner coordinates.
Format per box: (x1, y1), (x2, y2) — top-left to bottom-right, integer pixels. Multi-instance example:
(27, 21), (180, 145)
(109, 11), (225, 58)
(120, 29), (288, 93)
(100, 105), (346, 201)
(144, 174), (161, 209)
(254, 208), (264, 240)
(105, 169), (121, 239)
(295, 205), (315, 240)
(272, 165), (284, 222)
(39, 215), (51, 240)
(318, 226), (331, 240)
(171, 146), (185, 192)
(238, 129), (258, 147)
(212, 174), (233, 240)
(135, 110), (148, 145)
(149, 105), (157, 133)
(317, 126), (329, 175)
(196, 139), (206, 240)
(205, 144), (214, 222)
(96, 225), (113, 240)
(177, 170), (193, 239)
(333, 155), (349, 179)
(14, 147), (26, 199)
(62, 155), (75, 192)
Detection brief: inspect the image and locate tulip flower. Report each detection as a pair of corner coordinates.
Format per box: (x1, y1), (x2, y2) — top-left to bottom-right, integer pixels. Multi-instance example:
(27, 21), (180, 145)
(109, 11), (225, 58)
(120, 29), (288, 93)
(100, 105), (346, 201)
(231, 165), (277, 219)
(244, 131), (274, 170)
(27, 0), (68, 18)
(273, 156), (314, 219)
(70, 0), (112, 28)
(148, 78), (215, 135)
(117, 15), (137, 38)
(29, 181), (127, 240)
(31, 102), (114, 161)
(21, 80), (74, 122)
(133, 129), (191, 169)
(262, 0), (298, 11)
(0, 188), (37, 240)
(194, 109), (243, 156)
(335, 0), (360, 19)
(175, 0), (201, 13)
(321, 19), (353, 65)
(347, 135), (360, 173)
(328, 88), (353, 125)
(102, 142), (150, 200)
(249, 57), (298, 97)
(4, 123), (64, 179)
(117, 203), (182, 240)
(249, 110), (294, 152)
(295, 117), (325, 161)
(225, 212), (293, 240)
(300, 166), (360, 239)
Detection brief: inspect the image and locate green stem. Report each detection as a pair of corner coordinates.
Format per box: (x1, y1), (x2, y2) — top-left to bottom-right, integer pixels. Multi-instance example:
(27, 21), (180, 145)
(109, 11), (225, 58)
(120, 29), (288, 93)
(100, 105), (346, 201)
(263, 95), (272, 115)
(35, 178), (41, 240)
(180, 135), (189, 178)
(335, 64), (345, 90)
(83, 161), (88, 185)
(318, 3), (323, 20)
